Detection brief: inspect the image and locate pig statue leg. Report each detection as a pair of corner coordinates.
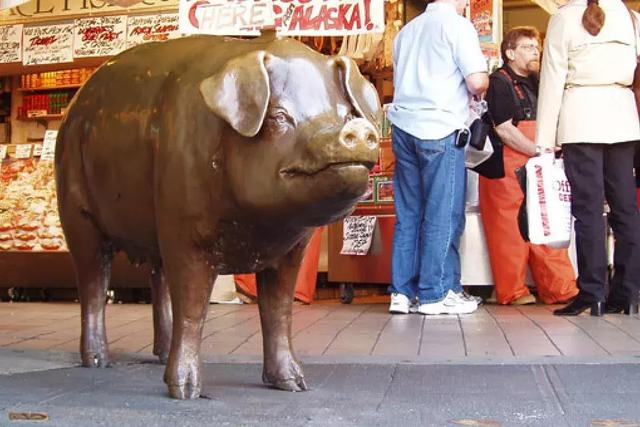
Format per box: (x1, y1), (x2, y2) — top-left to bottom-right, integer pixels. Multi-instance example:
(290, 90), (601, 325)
(257, 237), (310, 392)
(61, 207), (113, 368)
(162, 249), (215, 399)
(150, 266), (172, 364)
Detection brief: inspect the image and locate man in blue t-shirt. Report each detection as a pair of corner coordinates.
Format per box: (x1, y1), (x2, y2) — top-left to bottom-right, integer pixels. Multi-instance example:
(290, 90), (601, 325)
(387, 0), (488, 315)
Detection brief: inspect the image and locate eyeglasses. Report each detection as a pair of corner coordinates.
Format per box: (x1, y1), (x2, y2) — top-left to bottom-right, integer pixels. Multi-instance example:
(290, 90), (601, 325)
(516, 44), (540, 52)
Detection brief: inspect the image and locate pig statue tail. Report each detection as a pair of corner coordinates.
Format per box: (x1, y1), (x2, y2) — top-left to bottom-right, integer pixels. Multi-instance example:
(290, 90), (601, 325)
(582, 0), (605, 36)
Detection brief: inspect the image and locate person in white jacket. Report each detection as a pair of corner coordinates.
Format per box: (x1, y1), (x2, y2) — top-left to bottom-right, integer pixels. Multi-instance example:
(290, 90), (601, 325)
(536, 0), (640, 316)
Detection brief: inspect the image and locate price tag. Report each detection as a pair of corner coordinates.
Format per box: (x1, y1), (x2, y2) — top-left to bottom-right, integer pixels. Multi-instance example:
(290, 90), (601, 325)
(32, 143), (43, 157)
(0, 145), (7, 160)
(41, 130), (58, 161)
(14, 144), (32, 159)
(27, 110), (48, 118)
(340, 215), (377, 256)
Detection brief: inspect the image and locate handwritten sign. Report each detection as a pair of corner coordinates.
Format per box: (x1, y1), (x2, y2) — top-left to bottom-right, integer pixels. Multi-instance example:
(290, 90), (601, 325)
(0, 145), (7, 160)
(14, 144), (32, 159)
(74, 16), (127, 58)
(127, 14), (181, 48)
(340, 215), (376, 256)
(275, 0), (384, 36)
(41, 130), (58, 161)
(179, 0), (273, 35)
(179, 0), (384, 36)
(23, 23), (73, 66)
(0, 24), (22, 64)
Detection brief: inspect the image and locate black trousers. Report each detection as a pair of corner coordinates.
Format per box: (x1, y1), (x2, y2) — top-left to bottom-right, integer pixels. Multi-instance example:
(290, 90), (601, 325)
(563, 142), (640, 304)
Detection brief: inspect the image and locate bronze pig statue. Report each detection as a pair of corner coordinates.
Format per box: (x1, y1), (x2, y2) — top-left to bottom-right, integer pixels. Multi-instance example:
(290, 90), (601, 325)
(55, 34), (381, 399)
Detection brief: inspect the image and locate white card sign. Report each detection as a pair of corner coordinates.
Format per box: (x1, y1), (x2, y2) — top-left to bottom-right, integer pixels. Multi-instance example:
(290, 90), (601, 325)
(41, 130), (58, 161)
(32, 143), (43, 157)
(127, 14), (180, 48)
(23, 23), (74, 66)
(0, 145), (7, 160)
(0, 24), (22, 64)
(340, 215), (377, 256)
(14, 144), (32, 159)
(74, 16), (127, 58)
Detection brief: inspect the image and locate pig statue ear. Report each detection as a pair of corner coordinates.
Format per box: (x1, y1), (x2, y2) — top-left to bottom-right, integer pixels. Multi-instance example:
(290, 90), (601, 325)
(332, 56), (383, 129)
(200, 51), (271, 138)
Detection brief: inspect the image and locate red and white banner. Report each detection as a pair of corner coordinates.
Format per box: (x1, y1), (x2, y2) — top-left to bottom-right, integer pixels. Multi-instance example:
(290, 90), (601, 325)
(23, 23), (73, 66)
(127, 14), (181, 48)
(179, 0), (384, 36)
(73, 15), (127, 58)
(0, 24), (22, 64)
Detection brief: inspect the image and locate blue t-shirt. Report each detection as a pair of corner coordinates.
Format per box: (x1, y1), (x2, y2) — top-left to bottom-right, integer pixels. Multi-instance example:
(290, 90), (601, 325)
(387, 3), (487, 140)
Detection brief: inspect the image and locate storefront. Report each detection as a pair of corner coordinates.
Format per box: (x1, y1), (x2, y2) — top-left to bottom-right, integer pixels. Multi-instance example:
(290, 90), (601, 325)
(0, 0), (562, 301)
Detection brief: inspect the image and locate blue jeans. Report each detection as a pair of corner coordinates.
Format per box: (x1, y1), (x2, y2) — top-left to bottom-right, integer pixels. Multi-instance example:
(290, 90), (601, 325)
(389, 126), (466, 303)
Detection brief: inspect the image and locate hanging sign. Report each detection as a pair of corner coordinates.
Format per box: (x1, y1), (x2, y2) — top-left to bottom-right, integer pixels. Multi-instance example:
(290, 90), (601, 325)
(127, 13), (180, 47)
(22, 23), (73, 65)
(470, 0), (493, 43)
(74, 15), (127, 57)
(275, 0), (384, 36)
(179, 0), (384, 36)
(179, 0), (274, 35)
(41, 130), (58, 161)
(340, 215), (377, 256)
(0, 24), (22, 63)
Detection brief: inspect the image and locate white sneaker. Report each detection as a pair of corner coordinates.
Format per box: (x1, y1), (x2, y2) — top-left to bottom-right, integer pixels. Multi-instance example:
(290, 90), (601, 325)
(389, 293), (411, 314)
(418, 290), (478, 315)
(460, 291), (484, 306)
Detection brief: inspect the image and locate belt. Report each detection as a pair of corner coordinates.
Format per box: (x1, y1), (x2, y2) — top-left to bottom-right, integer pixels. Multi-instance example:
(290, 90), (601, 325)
(564, 82), (631, 89)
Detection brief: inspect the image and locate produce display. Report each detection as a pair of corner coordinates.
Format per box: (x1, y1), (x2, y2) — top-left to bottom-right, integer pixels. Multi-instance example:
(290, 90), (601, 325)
(0, 158), (66, 251)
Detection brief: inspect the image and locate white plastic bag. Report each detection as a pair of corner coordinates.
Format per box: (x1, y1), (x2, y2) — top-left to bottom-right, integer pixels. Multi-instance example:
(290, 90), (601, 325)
(525, 153), (572, 248)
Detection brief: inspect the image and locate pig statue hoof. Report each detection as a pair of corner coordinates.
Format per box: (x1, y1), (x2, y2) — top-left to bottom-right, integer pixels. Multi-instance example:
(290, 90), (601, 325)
(262, 359), (308, 392)
(167, 383), (201, 400)
(81, 351), (108, 368)
(155, 352), (169, 365)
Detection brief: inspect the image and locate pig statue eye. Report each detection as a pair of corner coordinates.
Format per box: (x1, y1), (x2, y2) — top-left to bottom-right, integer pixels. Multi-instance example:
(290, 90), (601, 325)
(268, 110), (294, 128)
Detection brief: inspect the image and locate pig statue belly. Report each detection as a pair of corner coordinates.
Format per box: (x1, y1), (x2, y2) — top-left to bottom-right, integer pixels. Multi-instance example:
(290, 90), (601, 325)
(55, 33), (381, 399)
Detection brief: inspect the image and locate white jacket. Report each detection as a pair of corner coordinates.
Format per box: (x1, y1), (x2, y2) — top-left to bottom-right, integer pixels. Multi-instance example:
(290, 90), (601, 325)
(536, 0), (640, 147)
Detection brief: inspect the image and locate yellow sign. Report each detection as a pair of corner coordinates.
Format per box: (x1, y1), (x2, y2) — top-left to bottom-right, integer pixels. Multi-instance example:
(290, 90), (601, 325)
(0, 0), (179, 25)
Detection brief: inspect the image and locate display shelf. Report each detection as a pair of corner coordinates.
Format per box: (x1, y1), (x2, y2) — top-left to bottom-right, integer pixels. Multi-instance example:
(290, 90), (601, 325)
(17, 114), (65, 121)
(17, 84), (82, 92)
(353, 204), (395, 216)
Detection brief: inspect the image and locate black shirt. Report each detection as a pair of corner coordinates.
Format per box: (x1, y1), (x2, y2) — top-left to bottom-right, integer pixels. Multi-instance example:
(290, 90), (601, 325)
(486, 65), (539, 126)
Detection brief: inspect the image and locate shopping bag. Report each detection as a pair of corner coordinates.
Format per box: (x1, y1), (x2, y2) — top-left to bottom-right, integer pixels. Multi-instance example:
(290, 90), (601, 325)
(525, 153), (572, 248)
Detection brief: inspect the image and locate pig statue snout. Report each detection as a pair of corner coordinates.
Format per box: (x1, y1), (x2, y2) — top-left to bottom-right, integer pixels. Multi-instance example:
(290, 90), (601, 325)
(339, 118), (379, 151)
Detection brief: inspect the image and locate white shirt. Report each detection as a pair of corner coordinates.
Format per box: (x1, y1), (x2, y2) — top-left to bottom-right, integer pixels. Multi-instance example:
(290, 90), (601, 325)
(387, 2), (487, 140)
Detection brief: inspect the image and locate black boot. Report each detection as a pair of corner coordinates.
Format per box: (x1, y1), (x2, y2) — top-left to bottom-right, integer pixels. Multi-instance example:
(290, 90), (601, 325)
(605, 302), (639, 315)
(553, 299), (604, 316)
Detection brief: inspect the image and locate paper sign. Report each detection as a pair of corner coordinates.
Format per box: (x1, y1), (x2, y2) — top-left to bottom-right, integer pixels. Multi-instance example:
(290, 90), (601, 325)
(275, 0), (385, 36)
(179, 0), (384, 36)
(32, 143), (43, 157)
(0, 145), (7, 160)
(179, 0), (274, 35)
(74, 15), (127, 58)
(0, 24), (22, 64)
(23, 23), (74, 66)
(127, 14), (181, 47)
(14, 144), (32, 159)
(340, 215), (377, 256)
(41, 130), (58, 161)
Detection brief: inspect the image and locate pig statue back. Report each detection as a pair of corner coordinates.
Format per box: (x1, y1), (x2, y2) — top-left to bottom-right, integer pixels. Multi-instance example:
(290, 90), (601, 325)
(55, 33), (381, 399)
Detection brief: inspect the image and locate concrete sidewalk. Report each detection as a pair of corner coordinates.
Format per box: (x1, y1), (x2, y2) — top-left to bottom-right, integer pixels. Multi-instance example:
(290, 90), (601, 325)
(1, 348), (640, 427)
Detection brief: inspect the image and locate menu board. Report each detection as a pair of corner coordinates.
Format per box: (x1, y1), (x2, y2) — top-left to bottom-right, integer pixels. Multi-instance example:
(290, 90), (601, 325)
(73, 15), (127, 58)
(0, 24), (22, 64)
(127, 14), (180, 48)
(23, 23), (74, 66)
